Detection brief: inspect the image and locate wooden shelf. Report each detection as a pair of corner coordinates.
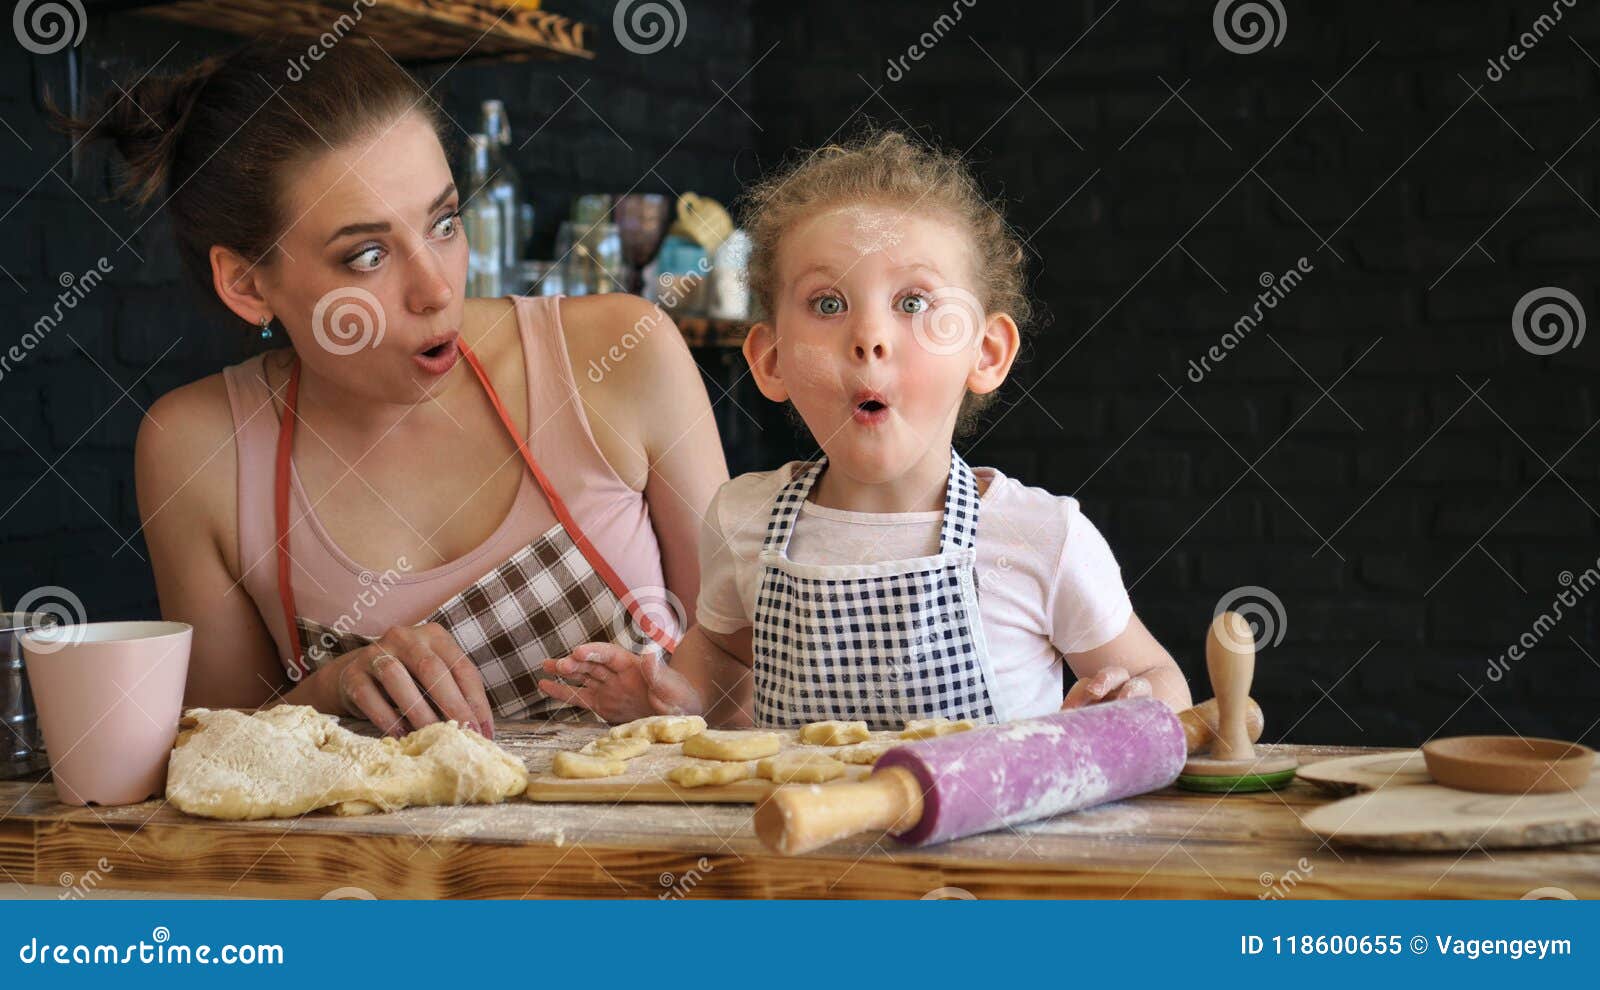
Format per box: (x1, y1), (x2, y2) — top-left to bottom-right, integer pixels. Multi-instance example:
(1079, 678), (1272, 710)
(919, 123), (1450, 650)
(134, 0), (593, 66)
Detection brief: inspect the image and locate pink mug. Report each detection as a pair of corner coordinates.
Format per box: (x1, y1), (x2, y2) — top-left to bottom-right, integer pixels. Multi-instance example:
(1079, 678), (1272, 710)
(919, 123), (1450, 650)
(20, 620), (192, 806)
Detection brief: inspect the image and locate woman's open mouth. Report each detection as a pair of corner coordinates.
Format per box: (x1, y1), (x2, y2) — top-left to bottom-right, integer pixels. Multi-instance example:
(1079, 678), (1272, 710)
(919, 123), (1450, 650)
(412, 333), (460, 376)
(851, 391), (890, 427)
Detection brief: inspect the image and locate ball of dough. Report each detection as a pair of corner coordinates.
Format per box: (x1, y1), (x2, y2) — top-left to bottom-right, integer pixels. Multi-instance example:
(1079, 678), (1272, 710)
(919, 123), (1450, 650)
(834, 743), (892, 765)
(681, 729), (781, 761)
(901, 717), (976, 740)
(551, 751), (627, 779)
(798, 720), (870, 746)
(667, 760), (756, 788)
(609, 714), (707, 743)
(757, 752), (847, 784)
(580, 736), (650, 760)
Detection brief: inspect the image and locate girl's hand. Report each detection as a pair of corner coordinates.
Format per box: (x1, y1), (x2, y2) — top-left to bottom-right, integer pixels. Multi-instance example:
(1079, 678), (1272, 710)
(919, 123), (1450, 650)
(314, 622), (496, 739)
(1061, 665), (1153, 710)
(536, 643), (704, 724)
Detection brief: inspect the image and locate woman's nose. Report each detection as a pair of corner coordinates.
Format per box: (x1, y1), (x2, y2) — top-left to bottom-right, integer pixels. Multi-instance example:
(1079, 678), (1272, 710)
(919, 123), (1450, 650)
(406, 246), (454, 314)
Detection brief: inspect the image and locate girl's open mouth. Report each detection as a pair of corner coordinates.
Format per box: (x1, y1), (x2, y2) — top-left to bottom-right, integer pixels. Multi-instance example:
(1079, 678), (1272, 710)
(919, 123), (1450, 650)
(412, 333), (460, 375)
(852, 392), (890, 426)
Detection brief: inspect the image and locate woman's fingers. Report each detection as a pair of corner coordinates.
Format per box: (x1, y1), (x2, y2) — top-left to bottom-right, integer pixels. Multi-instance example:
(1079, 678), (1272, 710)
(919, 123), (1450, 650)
(370, 652), (440, 732)
(535, 678), (602, 715)
(339, 663), (406, 736)
(421, 625), (494, 738)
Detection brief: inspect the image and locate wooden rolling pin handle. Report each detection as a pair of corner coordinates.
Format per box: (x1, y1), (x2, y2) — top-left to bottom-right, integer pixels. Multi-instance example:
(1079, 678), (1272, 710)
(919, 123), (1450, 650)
(753, 766), (926, 856)
(1206, 611), (1258, 762)
(1178, 696), (1264, 754)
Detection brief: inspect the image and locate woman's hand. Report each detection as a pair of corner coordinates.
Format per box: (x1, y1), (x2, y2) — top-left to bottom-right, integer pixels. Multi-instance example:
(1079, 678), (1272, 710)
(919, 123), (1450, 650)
(1061, 665), (1153, 710)
(536, 643), (704, 724)
(315, 623), (496, 739)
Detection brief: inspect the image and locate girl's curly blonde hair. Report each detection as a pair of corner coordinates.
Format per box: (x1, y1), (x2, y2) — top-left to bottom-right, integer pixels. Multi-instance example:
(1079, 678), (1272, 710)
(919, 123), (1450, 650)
(737, 128), (1033, 432)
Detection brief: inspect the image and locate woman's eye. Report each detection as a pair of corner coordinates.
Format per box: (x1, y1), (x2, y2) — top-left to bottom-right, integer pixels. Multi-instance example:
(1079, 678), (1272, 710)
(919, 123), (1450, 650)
(898, 293), (929, 315)
(432, 211), (461, 239)
(347, 247), (384, 272)
(812, 295), (845, 316)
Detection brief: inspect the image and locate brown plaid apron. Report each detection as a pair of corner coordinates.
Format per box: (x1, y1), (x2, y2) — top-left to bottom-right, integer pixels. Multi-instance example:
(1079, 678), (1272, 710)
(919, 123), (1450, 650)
(272, 340), (678, 719)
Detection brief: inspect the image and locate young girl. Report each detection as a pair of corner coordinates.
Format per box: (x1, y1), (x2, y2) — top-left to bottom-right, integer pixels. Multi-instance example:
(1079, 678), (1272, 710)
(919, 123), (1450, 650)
(539, 131), (1191, 728)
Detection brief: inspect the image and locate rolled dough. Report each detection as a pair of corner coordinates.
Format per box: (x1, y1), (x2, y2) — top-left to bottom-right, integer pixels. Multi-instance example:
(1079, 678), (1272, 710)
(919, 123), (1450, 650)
(758, 752), (847, 784)
(552, 751), (627, 779)
(580, 736), (650, 760)
(682, 729), (781, 761)
(799, 720), (870, 746)
(166, 706), (528, 821)
(608, 714), (707, 743)
(834, 742), (892, 765)
(901, 717), (975, 739)
(667, 760), (756, 788)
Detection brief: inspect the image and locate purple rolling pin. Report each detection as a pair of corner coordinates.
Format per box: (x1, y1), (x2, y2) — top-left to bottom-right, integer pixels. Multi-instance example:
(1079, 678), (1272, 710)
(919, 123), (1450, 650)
(876, 697), (1186, 846)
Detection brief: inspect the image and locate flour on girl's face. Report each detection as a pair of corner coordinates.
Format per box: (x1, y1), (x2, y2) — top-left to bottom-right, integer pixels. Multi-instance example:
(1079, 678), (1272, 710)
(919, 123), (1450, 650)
(832, 203), (908, 258)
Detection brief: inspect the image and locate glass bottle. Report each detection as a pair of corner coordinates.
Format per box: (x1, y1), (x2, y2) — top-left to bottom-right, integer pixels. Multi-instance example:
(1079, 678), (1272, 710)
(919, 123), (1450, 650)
(480, 100), (534, 264)
(462, 134), (506, 298)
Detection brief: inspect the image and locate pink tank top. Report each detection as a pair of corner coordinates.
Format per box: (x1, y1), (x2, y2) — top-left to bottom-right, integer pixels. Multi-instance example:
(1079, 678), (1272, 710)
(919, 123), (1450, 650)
(221, 295), (668, 663)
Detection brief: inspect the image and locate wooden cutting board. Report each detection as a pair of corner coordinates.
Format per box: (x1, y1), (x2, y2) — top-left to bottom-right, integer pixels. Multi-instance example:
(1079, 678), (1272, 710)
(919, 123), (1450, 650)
(522, 728), (881, 804)
(1301, 750), (1600, 851)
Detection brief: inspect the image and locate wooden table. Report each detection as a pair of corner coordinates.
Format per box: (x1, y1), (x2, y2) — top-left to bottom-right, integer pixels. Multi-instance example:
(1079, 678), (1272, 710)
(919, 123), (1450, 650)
(3, 721), (1597, 899)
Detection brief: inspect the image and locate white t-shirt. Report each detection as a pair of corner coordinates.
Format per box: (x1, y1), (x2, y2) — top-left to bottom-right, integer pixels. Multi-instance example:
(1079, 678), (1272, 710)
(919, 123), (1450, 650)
(695, 462), (1134, 720)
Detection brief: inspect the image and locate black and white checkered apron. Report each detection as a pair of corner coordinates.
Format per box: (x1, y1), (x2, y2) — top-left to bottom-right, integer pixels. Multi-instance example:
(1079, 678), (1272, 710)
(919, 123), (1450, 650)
(750, 451), (1000, 729)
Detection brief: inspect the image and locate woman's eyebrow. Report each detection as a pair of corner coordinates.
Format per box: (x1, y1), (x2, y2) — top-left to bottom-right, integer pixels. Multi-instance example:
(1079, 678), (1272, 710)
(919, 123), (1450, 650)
(324, 184), (457, 246)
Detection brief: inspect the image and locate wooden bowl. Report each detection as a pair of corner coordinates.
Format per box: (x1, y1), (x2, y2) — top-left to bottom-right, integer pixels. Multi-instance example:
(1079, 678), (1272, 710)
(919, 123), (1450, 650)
(1421, 736), (1595, 794)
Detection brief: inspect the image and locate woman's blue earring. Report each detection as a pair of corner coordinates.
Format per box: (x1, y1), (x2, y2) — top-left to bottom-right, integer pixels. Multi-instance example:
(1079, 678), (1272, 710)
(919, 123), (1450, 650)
(258, 315), (273, 341)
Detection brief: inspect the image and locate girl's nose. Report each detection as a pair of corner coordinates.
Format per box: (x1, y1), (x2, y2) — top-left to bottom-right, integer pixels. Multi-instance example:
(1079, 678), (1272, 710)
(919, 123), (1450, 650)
(851, 315), (892, 361)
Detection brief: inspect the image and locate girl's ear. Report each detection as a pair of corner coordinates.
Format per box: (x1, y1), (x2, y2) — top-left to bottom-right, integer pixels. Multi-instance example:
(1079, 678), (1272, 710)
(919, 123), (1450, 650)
(210, 244), (273, 326)
(968, 311), (1020, 397)
(743, 320), (789, 402)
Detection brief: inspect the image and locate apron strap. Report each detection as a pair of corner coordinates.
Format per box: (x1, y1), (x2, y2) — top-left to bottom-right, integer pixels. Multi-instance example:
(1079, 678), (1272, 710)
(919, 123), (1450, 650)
(273, 359), (311, 675)
(456, 339), (677, 654)
(939, 451), (981, 552)
(759, 458), (827, 555)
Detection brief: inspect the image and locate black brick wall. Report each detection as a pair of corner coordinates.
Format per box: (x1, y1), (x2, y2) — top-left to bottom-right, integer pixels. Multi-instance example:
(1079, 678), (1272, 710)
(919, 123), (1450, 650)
(3, 2), (1597, 747)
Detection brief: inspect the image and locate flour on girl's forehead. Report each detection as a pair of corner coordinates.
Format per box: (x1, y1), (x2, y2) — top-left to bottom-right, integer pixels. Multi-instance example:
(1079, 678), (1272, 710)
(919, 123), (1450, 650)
(834, 204), (909, 257)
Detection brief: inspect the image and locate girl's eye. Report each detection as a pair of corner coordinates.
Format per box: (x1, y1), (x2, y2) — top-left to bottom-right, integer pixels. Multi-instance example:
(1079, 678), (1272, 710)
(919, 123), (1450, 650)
(431, 210), (461, 239)
(898, 293), (929, 315)
(812, 294), (845, 316)
(347, 247), (384, 272)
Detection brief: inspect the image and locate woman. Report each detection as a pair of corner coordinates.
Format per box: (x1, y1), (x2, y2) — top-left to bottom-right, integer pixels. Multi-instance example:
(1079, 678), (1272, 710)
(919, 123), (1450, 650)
(57, 38), (728, 738)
